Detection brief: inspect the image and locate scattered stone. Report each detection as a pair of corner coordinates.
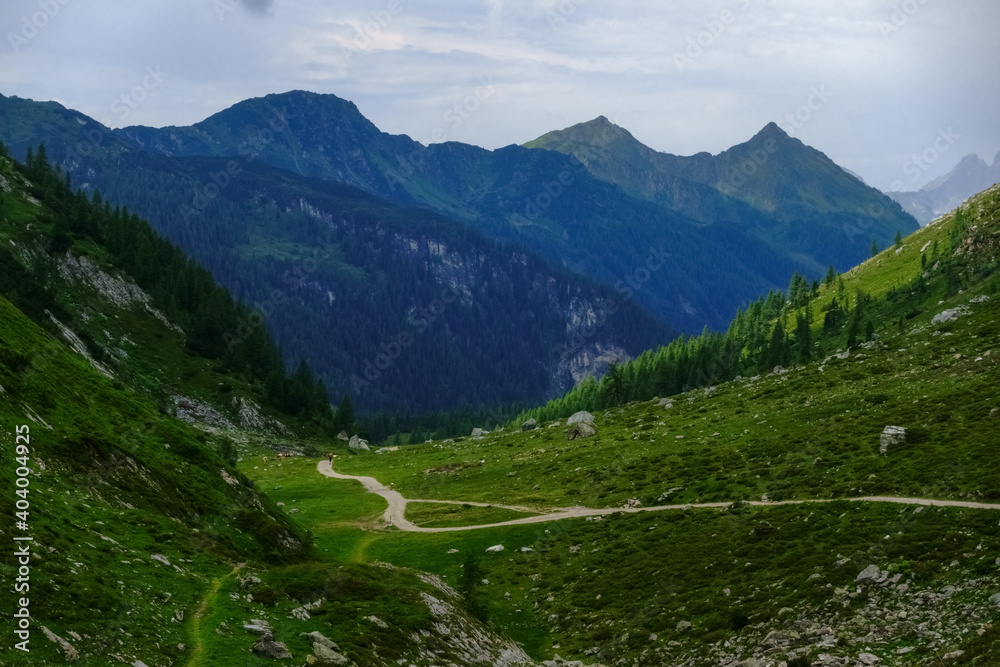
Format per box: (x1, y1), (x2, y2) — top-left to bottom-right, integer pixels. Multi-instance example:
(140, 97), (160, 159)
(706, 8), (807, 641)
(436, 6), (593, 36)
(447, 549), (459, 554)
(858, 653), (880, 665)
(240, 575), (262, 588)
(624, 498), (642, 509)
(659, 398), (674, 408)
(880, 426), (906, 455)
(336, 431), (349, 441)
(348, 435), (369, 451)
(989, 593), (1000, 607)
(471, 427), (487, 438)
(566, 422), (596, 440)
(676, 620), (691, 632)
(252, 632), (292, 659)
(943, 651), (965, 660)
(970, 295), (990, 304)
(522, 418), (537, 431)
(486, 544), (505, 553)
(150, 554), (171, 567)
(567, 411), (595, 425)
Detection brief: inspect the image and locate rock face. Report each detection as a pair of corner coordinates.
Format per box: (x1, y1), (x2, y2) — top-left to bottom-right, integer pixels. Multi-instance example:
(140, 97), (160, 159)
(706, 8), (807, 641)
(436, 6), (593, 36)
(880, 426), (906, 454)
(567, 422), (596, 440)
(567, 410), (595, 425)
(252, 632), (292, 659)
(348, 435), (370, 451)
(522, 418), (537, 431)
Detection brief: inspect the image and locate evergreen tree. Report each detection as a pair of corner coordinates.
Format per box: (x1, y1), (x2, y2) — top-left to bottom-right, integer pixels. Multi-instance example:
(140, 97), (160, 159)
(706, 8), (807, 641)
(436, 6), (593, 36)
(794, 313), (812, 364)
(871, 239), (879, 257)
(894, 230), (903, 248)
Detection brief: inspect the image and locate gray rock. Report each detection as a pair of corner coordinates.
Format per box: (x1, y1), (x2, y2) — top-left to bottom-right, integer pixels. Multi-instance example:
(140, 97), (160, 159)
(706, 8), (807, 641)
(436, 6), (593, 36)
(932, 306), (970, 324)
(567, 411), (595, 425)
(336, 430), (349, 441)
(989, 593), (1000, 607)
(312, 642), (349, 665)
(858, 654), (880, 665)
(41, 626), (80, 661)
(566, 422), (596, 440)
(522, 418), (537, 431)
(240, 575), (262, 588)
(348, 435), (369, 451)
(880, 426), (906, 454)
(856, 564), (885, 585)
(676, 620), (691, 632)
(252, 632), (292, 659)
(471, 427), (486, 438)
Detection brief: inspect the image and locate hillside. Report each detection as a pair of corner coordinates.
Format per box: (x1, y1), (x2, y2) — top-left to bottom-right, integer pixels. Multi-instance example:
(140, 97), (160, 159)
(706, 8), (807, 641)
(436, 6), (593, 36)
(257, 183), (1000, 666)
(0, 150), (559, 667)
(0, 95), (675, 416)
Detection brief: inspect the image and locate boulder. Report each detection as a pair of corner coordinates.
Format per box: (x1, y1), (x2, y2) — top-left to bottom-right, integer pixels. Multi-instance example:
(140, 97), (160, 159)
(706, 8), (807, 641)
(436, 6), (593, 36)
(522, 418), (537, 431)
(486, 544), (505, 553)
(676, 620), (691, 632)
(989, 593), (1000, 607)
(567, 411), (594, 425)
(336, 431), (349, 441)
(471, 427), (487, 438)
(932, 306), (970, 324)
(41, 626), (80, 662)
(880, 426), (906, 454)
(566, 422), (596, 440)
(300, 632), (348, 665)
(252, 632), (292, 659)
(348, 435), (369, 451)
(856, 564), (887, 585)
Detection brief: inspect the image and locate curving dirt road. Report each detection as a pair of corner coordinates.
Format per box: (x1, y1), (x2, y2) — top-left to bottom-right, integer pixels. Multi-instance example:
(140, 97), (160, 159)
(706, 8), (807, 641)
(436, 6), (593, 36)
(316, 461), (1000, 533)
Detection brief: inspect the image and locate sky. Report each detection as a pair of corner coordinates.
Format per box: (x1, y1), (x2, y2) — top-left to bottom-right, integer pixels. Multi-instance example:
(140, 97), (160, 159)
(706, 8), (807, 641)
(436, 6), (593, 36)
(1, 0), (998, 192)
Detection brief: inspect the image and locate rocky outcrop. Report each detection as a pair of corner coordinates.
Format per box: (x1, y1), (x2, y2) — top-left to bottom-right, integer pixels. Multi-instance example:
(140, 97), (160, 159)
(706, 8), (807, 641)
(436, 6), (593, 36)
(348, 435), (370, 451)
(173, 396), (236, 429)
(300, 631), (349, 665)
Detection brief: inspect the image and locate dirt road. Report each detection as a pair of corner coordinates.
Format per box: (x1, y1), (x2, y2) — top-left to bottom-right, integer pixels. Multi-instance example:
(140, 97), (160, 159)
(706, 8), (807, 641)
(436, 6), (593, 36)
(316, 461), (1000, 533)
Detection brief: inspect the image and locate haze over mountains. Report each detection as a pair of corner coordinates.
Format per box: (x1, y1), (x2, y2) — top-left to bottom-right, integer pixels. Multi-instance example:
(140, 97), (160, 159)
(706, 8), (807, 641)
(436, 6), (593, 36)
(888, 152), (1000, 225)
(0, 90), (918, 415)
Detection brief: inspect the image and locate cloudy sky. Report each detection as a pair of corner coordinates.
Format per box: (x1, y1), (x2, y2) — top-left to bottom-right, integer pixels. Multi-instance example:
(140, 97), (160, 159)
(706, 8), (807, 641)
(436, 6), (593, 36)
(2, 0), (998, 191)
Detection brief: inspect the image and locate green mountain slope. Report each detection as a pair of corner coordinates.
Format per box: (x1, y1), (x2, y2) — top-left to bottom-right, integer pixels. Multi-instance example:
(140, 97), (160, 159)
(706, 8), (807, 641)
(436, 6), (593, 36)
(0, 150), (559, 666)
(278, 183), (1000, 666)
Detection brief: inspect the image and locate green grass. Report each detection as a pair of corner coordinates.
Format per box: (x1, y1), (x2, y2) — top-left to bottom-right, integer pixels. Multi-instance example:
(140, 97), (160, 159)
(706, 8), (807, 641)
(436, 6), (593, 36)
(404, 501), (541, 528)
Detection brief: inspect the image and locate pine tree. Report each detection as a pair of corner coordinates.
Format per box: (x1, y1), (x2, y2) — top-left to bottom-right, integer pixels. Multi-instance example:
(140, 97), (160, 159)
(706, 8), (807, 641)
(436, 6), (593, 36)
(871, 239), (879, 257)
(894, 230), (903, 248)
(794, 313), (812, 364)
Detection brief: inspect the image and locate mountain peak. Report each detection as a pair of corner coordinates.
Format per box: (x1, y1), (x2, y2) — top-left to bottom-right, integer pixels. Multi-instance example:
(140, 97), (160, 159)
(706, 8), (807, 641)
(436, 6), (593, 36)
(755, 121), (792, 141)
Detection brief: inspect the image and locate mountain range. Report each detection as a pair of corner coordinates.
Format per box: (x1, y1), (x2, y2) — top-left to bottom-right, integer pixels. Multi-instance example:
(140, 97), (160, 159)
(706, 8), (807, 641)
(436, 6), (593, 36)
(888, 151), (1000, 225)
(0, 90), (918, 415)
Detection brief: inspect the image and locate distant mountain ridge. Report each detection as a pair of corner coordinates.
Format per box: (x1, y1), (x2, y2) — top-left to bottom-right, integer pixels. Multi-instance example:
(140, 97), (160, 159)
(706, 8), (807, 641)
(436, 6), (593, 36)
(525, 117), (918, 274)
(887, 152), (1000, 225)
